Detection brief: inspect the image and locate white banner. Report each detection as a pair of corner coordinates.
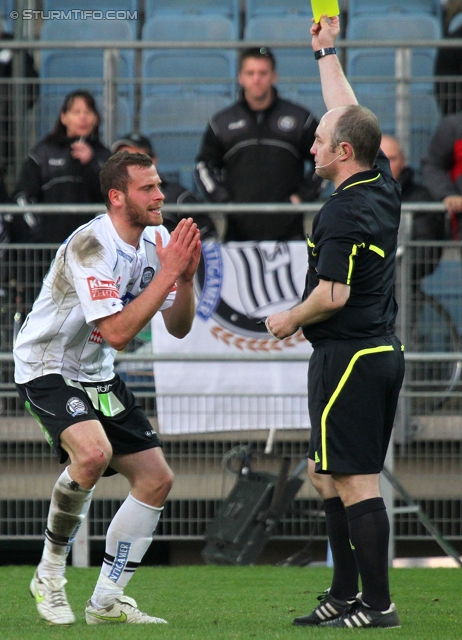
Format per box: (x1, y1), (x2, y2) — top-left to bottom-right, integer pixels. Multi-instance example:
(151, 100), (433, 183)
(152, 241), (312, 434)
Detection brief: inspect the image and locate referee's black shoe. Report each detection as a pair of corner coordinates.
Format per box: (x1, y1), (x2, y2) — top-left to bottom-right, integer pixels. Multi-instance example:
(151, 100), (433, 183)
(292, 590), (357, 626)
(320, 598), (401, 628)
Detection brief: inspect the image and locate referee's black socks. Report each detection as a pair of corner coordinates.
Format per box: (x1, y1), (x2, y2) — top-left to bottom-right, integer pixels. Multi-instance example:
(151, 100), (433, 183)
(346, 497), (391, 612)
(323, 497), (359, 601)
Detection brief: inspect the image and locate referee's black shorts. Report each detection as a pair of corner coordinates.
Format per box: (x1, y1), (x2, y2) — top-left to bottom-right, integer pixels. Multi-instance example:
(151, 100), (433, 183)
(16, 373), (162, 474)
(307, 334), (404, 475)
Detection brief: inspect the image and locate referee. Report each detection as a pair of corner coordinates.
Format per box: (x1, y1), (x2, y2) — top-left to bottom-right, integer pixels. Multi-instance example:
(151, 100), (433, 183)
(266, 15), (404, 629)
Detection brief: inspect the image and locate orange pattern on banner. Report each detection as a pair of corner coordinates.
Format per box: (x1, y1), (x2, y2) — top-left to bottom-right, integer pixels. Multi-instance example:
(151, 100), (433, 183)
(210, 325), (306, 352)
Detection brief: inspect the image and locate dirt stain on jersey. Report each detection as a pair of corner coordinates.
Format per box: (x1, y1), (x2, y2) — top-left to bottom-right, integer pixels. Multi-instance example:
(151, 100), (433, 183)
(51, 254), (71, 305)
(70, 232), (104, 267)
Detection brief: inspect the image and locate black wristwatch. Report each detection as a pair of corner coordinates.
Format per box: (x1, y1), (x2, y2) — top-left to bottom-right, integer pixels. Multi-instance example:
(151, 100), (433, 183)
(314, 47), (337, 60)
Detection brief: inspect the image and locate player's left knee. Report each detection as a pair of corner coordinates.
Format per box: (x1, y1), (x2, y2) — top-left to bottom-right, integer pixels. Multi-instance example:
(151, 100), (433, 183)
(146, 467), (174, 503)
(159, 467), (174, 494)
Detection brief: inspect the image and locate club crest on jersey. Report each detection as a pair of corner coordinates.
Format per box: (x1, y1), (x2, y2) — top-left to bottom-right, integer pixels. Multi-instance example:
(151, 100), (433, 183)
(195, 242), (300, 339)
(140, 266), (155, 289)
(228, 118), (246, 131)
(278, 115), (296, 131)
(66, 397), (88, 417)
(87, 276), (119, 300)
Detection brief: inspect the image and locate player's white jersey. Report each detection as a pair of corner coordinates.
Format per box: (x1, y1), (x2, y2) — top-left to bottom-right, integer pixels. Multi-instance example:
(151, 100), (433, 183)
(14, 213), (175, 383)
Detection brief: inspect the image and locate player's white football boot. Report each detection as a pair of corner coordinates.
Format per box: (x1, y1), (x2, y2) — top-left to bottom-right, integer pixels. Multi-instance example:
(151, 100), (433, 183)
(85, 595), (167, 624)
(30, 571), (76, 625)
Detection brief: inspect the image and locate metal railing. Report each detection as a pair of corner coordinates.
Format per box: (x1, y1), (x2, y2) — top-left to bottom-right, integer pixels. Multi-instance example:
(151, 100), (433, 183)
(1, 203), (462, 564)
(0, 37), (461, 182)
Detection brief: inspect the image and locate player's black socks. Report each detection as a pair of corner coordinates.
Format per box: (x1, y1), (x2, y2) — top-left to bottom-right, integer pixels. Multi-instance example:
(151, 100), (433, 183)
(346, 497), (391, 612)
(324, 497), (359, 601)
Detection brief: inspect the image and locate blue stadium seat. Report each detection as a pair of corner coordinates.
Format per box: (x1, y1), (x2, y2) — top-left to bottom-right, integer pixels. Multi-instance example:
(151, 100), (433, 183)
(347, 0), (442, 17)
(244, 16), (322, 100)
(346, 14), (442, 93)
(421, 260), (462, 338)
(1, 0), (14, 33)
(39, 16), (136, 130)
(245, 0), (312, 18)
(448, 12), (462, 34)
(42, 0), (138, 11)
(354, 88), (439, 171)
(39, 18), (135, 139)
(142, 15), (237, 96)
(40, 18), (135, 95)
(140, 93), (229, 190)
(144, 0), (240, 29)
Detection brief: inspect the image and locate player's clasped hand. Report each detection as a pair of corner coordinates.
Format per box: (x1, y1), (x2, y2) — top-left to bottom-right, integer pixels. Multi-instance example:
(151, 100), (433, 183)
(156, 218), (201, 281)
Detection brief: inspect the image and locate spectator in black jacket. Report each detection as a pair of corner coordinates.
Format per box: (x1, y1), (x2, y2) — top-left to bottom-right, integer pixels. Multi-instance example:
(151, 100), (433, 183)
(194, 46), (322, 242)
(421, 110), (462, 239)
(381, 134), (444, 289)
(111, 132), (217, 240)
(13, 90), (111, 244)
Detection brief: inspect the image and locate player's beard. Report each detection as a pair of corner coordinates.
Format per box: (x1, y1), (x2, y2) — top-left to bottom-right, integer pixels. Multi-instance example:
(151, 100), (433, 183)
(125, 194), (163, 228)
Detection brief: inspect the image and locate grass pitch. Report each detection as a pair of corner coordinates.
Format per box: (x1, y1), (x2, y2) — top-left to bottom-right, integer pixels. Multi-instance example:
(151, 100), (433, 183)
(1, 565), (461, 639)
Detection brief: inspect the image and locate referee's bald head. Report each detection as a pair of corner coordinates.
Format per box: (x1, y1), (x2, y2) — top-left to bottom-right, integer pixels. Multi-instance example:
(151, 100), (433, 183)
(329, 105), (381, 168)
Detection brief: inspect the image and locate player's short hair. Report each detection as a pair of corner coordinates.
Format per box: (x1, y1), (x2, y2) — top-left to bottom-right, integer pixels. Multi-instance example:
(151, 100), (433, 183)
(331, 105), (381, 168)
(100, 150), (153, 209)
(238, 46), (276, 71)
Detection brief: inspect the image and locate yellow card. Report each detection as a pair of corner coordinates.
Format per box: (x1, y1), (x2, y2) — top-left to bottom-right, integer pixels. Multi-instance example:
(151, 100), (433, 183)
(310, 0), (340, 23)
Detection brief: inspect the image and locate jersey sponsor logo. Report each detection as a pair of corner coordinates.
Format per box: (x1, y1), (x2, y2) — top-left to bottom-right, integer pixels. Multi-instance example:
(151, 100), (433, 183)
(108, 541), (131, 582)
(196, 242), (300, 341)
(66, 397), (88, 417)
(278, 115), (296, 131)
(145, 429), (156, 437)
(48, 157), (66, 166)
(228, 118), (246, 131)
(89, 327), (103, 344)
(140, 266), (155, 289)
(87, 276), (119, 300)
(96, 383), (113, 393)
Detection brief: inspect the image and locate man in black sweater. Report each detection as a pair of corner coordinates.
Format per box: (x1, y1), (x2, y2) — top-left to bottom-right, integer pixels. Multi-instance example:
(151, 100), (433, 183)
(194, 47), (322, 242)
(381, 134), (445, 283)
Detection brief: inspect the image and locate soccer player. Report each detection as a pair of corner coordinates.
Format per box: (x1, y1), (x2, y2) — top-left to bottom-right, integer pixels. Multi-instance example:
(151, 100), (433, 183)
(14, 151), (201, 625)
(266, 15), (404, 629)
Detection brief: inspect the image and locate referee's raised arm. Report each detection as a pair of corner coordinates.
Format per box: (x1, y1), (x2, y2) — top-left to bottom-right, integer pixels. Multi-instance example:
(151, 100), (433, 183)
(311, 15), (357, 111)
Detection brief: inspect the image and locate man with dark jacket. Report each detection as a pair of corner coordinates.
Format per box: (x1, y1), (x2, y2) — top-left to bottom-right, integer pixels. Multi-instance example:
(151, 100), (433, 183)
(381, 134), (445, 282)
(194, 46), (322, 242)
(421, 111), (462, 239)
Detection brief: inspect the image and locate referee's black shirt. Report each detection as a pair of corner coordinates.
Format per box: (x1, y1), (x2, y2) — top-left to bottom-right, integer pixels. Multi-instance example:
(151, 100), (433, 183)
(302, 151), (402, 346)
